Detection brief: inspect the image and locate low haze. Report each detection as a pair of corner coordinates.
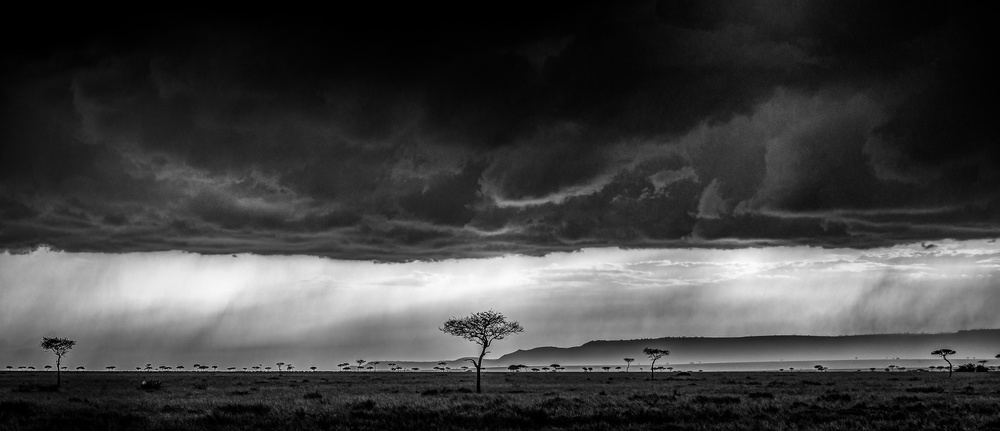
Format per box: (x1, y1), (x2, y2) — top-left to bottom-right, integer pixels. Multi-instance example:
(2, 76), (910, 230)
(3, 240), (999, 369)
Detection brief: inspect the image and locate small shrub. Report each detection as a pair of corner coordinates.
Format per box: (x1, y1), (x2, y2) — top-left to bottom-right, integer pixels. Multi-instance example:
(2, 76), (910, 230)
(138, 380), (162, 390)
(350, 399), (376, 411)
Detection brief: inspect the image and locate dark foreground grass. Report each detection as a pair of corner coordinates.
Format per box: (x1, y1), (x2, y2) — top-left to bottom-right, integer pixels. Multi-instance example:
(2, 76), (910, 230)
(2, 371), (999, 430)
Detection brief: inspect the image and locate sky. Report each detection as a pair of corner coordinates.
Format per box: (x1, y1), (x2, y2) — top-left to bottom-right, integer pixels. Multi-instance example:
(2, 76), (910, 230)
(1, 2), (999, 368)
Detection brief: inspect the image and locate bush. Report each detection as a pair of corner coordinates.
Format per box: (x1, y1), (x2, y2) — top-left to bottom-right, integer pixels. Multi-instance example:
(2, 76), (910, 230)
(955, 363), (989, 373)
(138, 380), (162, 390)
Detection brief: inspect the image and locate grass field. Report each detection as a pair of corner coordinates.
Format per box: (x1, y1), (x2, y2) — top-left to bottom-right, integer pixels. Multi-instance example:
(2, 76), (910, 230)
(2, 370), (999, 430)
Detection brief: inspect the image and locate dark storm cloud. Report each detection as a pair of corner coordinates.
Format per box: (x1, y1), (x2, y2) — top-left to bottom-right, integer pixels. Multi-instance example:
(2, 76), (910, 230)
(2, 1), (998, 260)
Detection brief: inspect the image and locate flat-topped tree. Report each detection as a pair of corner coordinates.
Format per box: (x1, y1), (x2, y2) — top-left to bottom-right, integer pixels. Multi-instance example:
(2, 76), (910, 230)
(624, 358), (635, 372)
(441, 310), (523, 393)
(932, 349), (956, 377)
(40, 336), (76, 388)
(643, 348), (669, 380)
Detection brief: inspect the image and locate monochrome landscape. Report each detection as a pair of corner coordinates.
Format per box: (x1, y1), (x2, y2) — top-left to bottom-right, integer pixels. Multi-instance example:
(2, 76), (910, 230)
(2, 1), (999, 429)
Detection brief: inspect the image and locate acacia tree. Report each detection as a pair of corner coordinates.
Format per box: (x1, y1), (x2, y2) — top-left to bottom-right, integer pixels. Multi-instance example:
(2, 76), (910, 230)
(643, 348), (669, 380)
(40, 336), (76, 388)
(932, 348), (956, 377)
(440, 310), (523, 393)
(624, 358), (635, 372)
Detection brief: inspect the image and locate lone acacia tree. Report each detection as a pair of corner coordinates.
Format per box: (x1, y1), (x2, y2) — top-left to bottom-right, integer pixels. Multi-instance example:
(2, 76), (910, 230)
(643, 348), (669, 380)
(441, 310), (523, 393)
(40, 336), (76, 388)
(932, 348), (956, 377)
(624, 358), (635, 372)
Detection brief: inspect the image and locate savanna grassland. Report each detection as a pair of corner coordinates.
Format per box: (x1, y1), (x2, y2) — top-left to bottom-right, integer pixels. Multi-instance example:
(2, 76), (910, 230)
(2, 370), (999, 430)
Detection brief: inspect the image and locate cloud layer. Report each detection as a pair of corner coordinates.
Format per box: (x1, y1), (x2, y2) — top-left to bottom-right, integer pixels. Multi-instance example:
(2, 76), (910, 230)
(2, 2), (998, 259)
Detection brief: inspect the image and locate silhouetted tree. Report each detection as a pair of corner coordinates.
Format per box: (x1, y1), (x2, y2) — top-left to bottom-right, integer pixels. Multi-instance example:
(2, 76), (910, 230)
(4, 366), (11, 371)
(106, 366), (116, 371)
(602, 366), (611, 372)
(932, 349), (956, 377)
(643, 348), (669, 380)
(441, 309), (524, 393)
(624, 358), (635, 372)
(287, 364), (295, 371)
(370, 361), (380, 372)
(310, 366), (318, 372)
(356, 359), (366, 371)
(276, 362), (285, 371)
(44, 365), (52, 371)
(40, 336), (76, 388)
(76, 366), (85, 371)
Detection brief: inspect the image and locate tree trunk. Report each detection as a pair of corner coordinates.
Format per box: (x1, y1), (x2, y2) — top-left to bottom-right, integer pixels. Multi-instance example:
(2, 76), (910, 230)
(650, 359), (656, 380)
(56, 356), (61, 388)
(946, 358), (953, 377)
(476, 346), (487, 393)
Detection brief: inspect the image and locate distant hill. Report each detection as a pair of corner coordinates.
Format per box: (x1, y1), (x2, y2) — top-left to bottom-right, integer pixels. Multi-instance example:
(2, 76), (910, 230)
(487, 329), (1000, 366)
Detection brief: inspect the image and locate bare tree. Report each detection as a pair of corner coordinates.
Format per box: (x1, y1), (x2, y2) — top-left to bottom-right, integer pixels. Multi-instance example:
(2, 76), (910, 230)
(624, 358), (635, 372)
(932, 349), (956, 377)
(643, 348), (669, 380)
(440, 309), (524, 393)
(40, 336), (76, 388)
